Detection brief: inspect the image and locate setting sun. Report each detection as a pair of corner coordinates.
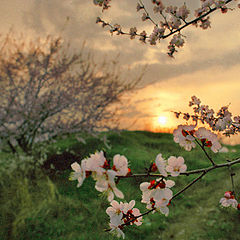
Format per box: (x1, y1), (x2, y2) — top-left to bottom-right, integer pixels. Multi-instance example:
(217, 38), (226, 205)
(158, 116), (167, 125)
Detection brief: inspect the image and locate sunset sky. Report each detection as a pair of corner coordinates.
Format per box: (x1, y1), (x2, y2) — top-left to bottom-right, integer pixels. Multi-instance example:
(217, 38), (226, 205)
(1, 0), (240, 135)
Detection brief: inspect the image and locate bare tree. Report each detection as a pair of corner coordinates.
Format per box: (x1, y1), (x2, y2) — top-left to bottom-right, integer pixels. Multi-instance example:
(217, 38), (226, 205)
(0, 33), (141, 154)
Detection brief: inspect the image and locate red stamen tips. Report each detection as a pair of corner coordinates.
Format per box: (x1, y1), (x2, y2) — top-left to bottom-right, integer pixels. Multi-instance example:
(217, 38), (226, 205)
(126, 168), (132, 176)
(148, 180), (156, 189)
(102, 160), (110, 169)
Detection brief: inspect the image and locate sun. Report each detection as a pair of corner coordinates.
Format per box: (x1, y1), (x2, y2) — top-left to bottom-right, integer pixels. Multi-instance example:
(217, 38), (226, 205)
(157, 116), (167, 125)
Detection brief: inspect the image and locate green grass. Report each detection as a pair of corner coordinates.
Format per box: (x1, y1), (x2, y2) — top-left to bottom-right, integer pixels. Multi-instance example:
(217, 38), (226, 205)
(0, 131), (240, 240)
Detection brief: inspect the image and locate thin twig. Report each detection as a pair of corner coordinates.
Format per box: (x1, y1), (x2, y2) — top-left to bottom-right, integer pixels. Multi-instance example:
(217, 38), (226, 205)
(195, 138), (216, 166)
(172, 171), (206, 200)
(227, 160), (236, 195)
(139, 0), (158, 26)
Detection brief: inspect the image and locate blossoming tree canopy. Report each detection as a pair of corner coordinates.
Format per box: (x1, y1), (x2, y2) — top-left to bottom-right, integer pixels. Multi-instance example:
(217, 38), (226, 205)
(0, 34), (141, 154)
(69, 96), (240, 239)
(93, 0), (240, 57)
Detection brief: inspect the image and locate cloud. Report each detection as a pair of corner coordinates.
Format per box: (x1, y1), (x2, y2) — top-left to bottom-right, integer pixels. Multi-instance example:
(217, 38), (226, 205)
(1, 0), (240, 130)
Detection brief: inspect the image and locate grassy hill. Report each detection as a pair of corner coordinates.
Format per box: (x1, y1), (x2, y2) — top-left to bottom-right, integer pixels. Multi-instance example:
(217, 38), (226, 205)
(0, 131), (240, 240)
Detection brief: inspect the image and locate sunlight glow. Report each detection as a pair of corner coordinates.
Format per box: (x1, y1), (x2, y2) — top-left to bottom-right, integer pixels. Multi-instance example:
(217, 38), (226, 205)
(158, 116), (167, 125)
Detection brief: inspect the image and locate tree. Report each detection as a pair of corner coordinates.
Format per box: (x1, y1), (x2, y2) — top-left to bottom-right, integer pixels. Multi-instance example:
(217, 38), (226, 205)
(0, 33), (141, 154)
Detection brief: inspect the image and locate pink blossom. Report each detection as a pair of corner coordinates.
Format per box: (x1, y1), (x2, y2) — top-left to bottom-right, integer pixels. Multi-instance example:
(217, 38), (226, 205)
(106, 200), (124, 219)
(166, 156), (187, 177)
(112, 154), (129, 176)
(86, 151), (107, 175)
(195, 127), (221, 153)
(170, 34), (185, 47)
(155, 153), (167, 177)
(142, 13), (148, 21)
(173, 125), (196, 151)
(94, 170), (124, 202)
(219, 191), (238, 209)
(129, 27), (137, 39)
(176, 4), (190, 20)
(189, 95), (201, 106)
(69, 160), (87, 187)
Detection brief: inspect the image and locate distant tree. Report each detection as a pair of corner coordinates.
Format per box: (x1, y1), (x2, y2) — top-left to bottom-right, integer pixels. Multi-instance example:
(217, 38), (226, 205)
(0, 33), (141, 154)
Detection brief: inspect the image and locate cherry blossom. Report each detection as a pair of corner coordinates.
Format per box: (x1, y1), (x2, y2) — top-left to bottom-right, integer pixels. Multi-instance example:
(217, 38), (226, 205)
(86, 151), (107, 175)
(219, 191), (238, 209)
(109, 219), (125, 239)
(195, 127), (221, 153)
(155, 153), (167, 177)
(166, 156), (187, 177)
(94, 169), (124, 202)
(173, 125), (196, 151)
(69, 160), (87, 187)
(122, 200), (143, 226)
(106, 200), (124, 220)
(112, 154), (129, 176)
(189, 96), (201, 106)
(140, 179), (174, 215)
(106, 200), (142, 238)
(170, 34), (185, 47)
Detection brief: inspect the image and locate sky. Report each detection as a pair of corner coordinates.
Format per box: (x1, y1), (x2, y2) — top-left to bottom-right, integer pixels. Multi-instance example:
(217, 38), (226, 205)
(1, 0), (240, 140)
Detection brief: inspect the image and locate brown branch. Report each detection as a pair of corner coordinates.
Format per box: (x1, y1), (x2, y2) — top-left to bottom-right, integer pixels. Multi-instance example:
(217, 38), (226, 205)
(116, 157), (240, 179)
(172, 171), (206, 200)
(194, 138), (216, 166)
(162, 0), (233, 39)
(139, 0), (158, 26)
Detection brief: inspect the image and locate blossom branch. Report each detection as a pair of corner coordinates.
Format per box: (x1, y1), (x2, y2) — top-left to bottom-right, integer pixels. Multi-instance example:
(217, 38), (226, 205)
(172, 171), (207, 200)
(95, 0), (235, 56)
(106, 157), (240, 232)
(138, 0), (158, 26)
(116, 157), (240, 180)
(105, 207), (155, 232)
(162, 0), (233, 39)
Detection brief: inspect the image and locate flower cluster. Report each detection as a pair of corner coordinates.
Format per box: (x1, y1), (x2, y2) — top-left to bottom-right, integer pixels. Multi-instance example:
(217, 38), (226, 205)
(106, 200), (142, 239)
(219, 191), (239, 209)
(149, 26), (165, 45)
(140, 153), (187, 216)
(140, 178), (174, 216)
(93, 0), (111, 11)
(69, 151), (130, 202)
(151, 153), (187, 177)
(173, 124), (221, 153)
(175, 95), (240, 136)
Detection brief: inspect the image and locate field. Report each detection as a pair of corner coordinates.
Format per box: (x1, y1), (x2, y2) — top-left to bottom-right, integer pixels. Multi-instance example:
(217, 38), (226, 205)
(0, 131), (240, 240)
